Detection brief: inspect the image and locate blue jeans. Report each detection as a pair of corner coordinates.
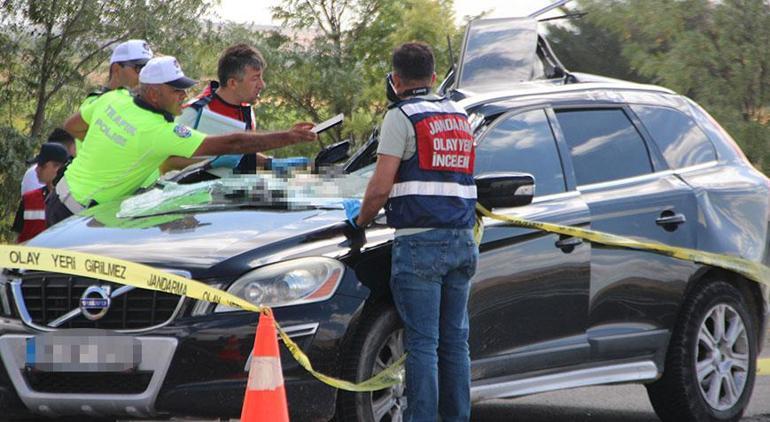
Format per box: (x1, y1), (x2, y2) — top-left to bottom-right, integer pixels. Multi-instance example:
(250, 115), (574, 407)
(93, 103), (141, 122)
(390, 228), (479, 422)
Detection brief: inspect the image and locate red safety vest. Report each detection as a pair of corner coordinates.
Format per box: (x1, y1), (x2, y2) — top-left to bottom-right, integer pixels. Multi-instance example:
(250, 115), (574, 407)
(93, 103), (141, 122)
(18, 188), (47, 243)
(185, 81), (256, 130)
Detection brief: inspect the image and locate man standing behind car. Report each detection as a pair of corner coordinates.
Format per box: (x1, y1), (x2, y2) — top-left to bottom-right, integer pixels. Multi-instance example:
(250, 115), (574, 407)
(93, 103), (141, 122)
(50, 56), (317, 226)
(83, 39), (153, 105)
(13, 143), (69, 242)
(348, 42), (478, 421)
(74, 40), (154, 150)
(168, 43), (269, 173)
(20, 128), (75, 194)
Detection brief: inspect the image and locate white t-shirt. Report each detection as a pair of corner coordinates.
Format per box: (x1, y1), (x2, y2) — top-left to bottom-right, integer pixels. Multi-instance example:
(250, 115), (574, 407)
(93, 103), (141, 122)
(21, 165), (43, 194)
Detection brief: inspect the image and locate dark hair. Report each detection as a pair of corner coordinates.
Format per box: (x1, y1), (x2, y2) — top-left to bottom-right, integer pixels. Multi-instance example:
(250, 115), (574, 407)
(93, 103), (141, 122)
(47, 128), (74, 145)
(218, 44), (266, 85)
(392, 42), (435, 82)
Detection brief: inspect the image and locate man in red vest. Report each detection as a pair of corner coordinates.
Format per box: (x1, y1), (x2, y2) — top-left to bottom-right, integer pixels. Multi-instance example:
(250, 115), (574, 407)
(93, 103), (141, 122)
(13, 143), (69, 242)
(166, 43), (269, 173)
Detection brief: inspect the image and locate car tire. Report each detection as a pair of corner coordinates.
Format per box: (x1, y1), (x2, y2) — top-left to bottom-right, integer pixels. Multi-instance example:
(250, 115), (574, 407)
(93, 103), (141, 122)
(646, 280), (757, 422)
(336, 304), (405, 422)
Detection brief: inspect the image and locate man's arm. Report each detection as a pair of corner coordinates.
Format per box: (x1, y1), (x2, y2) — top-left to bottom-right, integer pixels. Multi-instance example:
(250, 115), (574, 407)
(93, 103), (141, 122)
(160, 157), (204, 174)
(63, 113), (88, 141)
(193, 123), (317, 156)
(356, 154), (401, 226)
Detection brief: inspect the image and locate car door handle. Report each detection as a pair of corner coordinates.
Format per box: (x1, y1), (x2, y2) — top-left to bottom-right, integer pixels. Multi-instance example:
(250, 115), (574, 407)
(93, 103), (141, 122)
(656, 213), (686, 227)
(555, 236), (583, 251)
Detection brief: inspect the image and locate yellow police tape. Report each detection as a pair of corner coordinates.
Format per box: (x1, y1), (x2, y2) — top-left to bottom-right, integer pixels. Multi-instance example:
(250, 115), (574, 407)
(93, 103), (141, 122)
(0, 245), (404, 392)
(759, 359), (770, 376)
(475, 204), (770, 288)
(1, 204), (769, 393)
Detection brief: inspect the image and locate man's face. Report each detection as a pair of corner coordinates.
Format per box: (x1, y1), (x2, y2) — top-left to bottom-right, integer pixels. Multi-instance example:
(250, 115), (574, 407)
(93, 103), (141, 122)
(116, 61), (145, 89)
(156, 84), (188, 116)
(35, 161), (62, 185)
(230, 66), (265, 104)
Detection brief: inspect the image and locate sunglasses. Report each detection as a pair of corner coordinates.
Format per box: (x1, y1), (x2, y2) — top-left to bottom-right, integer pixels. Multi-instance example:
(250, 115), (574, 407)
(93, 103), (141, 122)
(120, 61), (146, 72)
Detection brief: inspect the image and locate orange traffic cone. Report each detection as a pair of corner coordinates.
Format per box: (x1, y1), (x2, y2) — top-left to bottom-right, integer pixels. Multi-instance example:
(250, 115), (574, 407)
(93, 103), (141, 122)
(241, 310), (290, 422)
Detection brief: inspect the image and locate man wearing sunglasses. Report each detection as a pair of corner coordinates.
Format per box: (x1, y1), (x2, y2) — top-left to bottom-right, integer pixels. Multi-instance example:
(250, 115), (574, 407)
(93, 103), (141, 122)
(56, 39), (155, 188)
(95, 39), (154, 99)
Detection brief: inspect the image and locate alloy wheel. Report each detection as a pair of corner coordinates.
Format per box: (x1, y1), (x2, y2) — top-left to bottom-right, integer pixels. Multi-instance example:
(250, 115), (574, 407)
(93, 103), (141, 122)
(370, 329), (406, 422)
(695, 303), (750, 411)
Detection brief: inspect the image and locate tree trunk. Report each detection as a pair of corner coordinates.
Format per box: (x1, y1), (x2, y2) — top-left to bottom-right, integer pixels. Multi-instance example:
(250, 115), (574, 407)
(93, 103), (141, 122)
(30, 89), (47, 139)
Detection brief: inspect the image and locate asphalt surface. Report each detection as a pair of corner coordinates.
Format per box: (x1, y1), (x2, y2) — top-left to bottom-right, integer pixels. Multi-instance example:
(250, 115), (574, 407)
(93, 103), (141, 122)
(147, 331), (770, 421)
(472, 331), (770, 422)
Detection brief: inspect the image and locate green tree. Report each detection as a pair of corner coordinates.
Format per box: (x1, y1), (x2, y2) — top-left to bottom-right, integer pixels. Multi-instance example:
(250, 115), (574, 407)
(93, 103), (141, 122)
(269, 0), (461, 147)
(570, 0), (770, 171)
(0, 127), (37, 242)
(0, 0), (214, 137)
(547, 15), (649, 83)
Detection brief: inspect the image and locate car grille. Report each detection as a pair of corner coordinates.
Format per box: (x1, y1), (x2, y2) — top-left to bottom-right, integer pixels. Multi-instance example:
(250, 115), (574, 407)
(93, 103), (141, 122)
(16, 272), (183, 330)
(24, 370), (153, 394)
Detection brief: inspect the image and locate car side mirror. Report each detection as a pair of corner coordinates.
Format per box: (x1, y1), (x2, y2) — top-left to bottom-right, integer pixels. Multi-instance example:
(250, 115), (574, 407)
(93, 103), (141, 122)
(315, 140), (351, 168)
(475, 172), (535, 209)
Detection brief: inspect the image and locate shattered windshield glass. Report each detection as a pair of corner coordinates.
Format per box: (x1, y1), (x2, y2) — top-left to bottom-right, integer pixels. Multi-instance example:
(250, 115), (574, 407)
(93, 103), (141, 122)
(117, 167), (372, 218)
(457, 18), (540, 91)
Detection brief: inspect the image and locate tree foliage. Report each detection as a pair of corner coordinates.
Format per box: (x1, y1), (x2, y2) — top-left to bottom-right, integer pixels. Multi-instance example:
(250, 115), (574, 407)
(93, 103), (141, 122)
(3, 0), (770, 242)
(0, 0), (213, 137)
(551, 0), (770, 171)
(0, 0), (461, 240)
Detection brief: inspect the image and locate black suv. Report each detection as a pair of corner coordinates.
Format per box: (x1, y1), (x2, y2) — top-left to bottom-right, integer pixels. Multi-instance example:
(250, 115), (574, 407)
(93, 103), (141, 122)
(1, 17), (768, 422)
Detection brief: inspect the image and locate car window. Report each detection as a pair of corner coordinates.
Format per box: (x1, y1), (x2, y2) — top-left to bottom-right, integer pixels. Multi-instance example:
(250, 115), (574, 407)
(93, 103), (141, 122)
(555, 108), (652, 186)
(474, 109), (566, 196)
(631, 105), (717, 169)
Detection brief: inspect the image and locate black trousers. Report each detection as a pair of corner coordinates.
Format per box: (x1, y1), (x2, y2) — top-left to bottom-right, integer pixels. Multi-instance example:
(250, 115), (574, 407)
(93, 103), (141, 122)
(45, 190), (74, 227)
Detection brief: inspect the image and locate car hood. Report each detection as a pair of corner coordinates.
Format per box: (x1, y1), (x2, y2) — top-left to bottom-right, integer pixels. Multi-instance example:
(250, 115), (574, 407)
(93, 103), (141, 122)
(27, 201), (348, 271)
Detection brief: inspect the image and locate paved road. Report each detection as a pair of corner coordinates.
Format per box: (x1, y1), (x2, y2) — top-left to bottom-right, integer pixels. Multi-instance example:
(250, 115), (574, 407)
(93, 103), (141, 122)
(137, 331), (770, 422)
(472, 331), (770, 422)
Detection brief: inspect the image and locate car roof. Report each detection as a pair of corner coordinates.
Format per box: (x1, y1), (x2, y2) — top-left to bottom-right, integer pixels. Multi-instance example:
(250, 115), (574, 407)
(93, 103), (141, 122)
(456, 73), (677, 111)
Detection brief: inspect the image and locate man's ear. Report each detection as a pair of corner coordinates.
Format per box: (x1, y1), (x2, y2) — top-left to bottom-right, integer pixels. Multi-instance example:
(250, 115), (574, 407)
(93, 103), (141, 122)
(108, 63), (120, 79)
(391, 73), (403, 92)
(431, 72), (437, 86)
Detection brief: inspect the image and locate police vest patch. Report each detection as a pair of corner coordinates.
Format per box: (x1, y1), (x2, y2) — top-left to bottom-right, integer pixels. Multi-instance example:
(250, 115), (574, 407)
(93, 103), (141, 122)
(173, 124), (192, 138)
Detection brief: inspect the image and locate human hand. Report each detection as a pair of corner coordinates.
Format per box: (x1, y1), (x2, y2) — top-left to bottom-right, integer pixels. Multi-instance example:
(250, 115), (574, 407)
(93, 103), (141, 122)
(288, 122), (317, 143)
(342, 199), (361, 229)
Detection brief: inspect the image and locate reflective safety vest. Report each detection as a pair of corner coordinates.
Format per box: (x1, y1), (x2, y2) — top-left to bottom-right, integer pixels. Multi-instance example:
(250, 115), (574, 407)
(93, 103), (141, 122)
(385, 97), (477, 229)
(18, 187), (47, 243)
(185, 81), (255, 130)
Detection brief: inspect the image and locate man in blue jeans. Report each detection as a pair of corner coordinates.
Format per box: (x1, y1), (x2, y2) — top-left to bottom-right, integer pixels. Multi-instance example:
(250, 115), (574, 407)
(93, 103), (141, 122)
(346, 42), (479, 421)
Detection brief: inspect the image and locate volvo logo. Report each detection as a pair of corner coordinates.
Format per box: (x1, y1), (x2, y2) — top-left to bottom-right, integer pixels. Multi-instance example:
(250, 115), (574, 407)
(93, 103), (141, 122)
(80, 285), (112, 321)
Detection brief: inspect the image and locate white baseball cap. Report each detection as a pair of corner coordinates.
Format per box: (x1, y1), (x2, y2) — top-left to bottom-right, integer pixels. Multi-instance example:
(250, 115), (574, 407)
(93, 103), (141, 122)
(110, 39), (153, 64)
(138, 56), (197, 89)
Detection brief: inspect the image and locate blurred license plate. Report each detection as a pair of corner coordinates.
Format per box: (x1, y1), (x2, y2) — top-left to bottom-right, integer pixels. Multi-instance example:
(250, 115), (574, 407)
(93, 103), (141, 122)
(25, 331), (140, 372)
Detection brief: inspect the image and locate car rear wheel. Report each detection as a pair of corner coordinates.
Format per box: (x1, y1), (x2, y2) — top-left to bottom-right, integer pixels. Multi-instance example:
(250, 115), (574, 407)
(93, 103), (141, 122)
(646, 280), (757, 422)
(336, 304), (406, 422)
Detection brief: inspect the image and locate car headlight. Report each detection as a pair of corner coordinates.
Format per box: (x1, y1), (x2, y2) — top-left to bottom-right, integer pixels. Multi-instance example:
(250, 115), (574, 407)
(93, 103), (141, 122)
(214, 257), (345, 311)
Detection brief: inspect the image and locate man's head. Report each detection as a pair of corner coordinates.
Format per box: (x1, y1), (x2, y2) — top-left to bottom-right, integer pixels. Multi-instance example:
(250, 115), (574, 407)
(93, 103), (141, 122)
(138, 56), (197, 116)
(391, 42), (436, 96)
(108, 39), (153, 90)
(28, 143), (68, 187)
(217, 44), (266, 104)
(47, 128), (75, 156)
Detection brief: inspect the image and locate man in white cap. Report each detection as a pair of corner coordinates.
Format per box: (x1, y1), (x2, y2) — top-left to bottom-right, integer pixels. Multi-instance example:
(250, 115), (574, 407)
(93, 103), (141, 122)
(62, 39), (154, 155)
(50, 56), (317, 225)
(89, 39), (154, 100)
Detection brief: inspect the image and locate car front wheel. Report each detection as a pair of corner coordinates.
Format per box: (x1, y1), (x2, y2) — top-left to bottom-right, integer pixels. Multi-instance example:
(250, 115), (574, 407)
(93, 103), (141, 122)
(647, 280), (757, 422)
(336, 304), (406, 422)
